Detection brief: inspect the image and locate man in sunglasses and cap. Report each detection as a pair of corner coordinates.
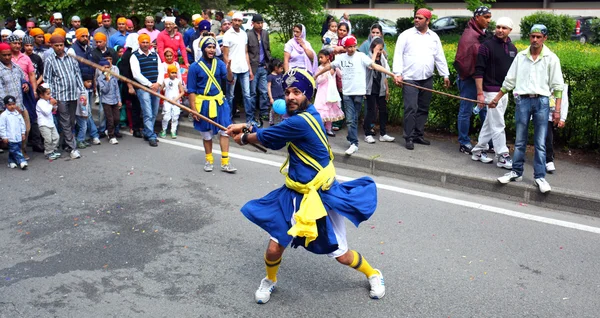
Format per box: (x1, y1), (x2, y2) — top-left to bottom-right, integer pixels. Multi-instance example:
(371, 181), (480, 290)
(493, 24), (565, 194)
(227, 68), (385, 305)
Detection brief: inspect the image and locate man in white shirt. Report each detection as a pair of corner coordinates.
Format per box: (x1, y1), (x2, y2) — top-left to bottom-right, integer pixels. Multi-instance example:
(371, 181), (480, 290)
(130, 33), (165, 147)
(222, 12), (253, 123)
(493, 24), (564, 193)
(393, 8), (450, 150)
(314, 35), (399, 156)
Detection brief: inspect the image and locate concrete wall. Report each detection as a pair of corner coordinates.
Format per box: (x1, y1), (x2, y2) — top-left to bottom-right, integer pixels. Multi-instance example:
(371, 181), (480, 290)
(327, 7), (600, 36)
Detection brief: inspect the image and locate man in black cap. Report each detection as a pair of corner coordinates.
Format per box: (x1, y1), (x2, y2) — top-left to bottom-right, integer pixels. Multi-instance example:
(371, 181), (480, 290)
(247, 14), (272, 127)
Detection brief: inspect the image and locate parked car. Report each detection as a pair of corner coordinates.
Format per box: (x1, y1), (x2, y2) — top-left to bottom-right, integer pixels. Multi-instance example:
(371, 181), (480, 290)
(379, 18), (397, 37)
(571, 16), (597, 44)
(431, 16), (471, 35)
(240, 12), (269, 32)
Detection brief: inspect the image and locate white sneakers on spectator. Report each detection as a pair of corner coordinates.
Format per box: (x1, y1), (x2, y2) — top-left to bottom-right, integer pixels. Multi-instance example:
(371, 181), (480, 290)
(497, 153), (513, 169)
(70, 149), (81, 159)
(379, 135), (395, 142)
(546, 162), (556, 173)
(535, 178), (552, 193)
(364, 136), (376, 144)
(472, 151), (493, 163)
(8, 163), (17, 169)
(255, 277), (276, 304)
(109, 138), (118, 145)
(20, 162), (28, 170)
(345, 144), (358, 156)
(92, 137), (101, 145)
(497, 171), (522, 184)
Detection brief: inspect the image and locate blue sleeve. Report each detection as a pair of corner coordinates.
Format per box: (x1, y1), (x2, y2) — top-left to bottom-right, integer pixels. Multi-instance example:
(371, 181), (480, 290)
(267, 74), (273, 83)
(256, 115), (308, 150)
(187, 64), (199, 94)
(184, 30), (190, 47)
(217, 60), (227, 84)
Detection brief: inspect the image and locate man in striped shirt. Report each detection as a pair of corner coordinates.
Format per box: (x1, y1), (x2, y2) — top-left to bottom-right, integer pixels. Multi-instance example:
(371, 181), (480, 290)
(43, 35), (86, 159)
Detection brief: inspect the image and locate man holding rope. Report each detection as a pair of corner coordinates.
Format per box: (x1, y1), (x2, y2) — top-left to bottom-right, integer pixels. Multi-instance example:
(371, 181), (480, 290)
(188, 36), (237, 173)
(226, 68), (384, 304)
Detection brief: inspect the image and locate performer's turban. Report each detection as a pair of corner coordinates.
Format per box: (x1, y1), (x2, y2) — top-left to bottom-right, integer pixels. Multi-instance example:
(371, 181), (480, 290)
(282, 68), (316, 101)
(200, 36), (217, 52)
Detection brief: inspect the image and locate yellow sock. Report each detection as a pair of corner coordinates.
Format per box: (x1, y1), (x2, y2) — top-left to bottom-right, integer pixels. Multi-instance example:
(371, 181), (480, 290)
(205, 153), (214, 164)
(349, 250), (378, 278)
(264, 254), (282, 282)
(221, 152), (230, 166)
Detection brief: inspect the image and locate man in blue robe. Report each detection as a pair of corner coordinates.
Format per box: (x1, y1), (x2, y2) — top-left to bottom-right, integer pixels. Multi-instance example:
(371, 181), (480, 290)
(226, 68), (385, 304)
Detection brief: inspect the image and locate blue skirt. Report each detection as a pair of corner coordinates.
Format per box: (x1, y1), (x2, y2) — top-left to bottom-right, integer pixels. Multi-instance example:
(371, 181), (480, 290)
(241, 177), (377, 254)
(193, 99), (232, 134)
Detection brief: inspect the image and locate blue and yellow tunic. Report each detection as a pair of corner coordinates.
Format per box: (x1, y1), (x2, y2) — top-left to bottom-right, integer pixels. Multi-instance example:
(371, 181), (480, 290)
(187, 57), (231, 133)
(241, 105), (378, 254)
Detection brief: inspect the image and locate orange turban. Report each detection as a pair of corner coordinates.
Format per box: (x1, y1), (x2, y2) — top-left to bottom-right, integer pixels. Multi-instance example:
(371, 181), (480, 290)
(138, 33), (151, 43)
(167, 64), (178, 74)
(117, 17), (127, 24)
(93, 32), (107, 42)
(194, 17), (203, 26)
(97, 14), (103, 24)
(75, 28), (89, 39)
(53, 28), (66, 37)
(44, 33), (52, 44)
(29, 28), (44, 37)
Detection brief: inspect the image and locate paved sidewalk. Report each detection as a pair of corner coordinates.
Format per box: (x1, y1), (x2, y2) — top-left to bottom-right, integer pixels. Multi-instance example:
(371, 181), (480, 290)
(163, 113), (600, 216)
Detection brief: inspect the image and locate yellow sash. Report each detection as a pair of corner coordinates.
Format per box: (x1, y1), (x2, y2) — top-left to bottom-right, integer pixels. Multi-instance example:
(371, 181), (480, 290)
(195, 59), (224, 118)
(283, 112), (335, 247)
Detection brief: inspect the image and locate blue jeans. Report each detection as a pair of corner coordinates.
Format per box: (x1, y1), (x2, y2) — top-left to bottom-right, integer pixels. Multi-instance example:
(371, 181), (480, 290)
(8, 141), (26, 165)
(250, 66), (269, 118)
(457, 77), (487, 145)
(76, 116), (99, 142)
(343, 95), (364, 146)
(512, 95), (550, 179)
(136, 88), (160, 140)
(226, 72), (252, 123)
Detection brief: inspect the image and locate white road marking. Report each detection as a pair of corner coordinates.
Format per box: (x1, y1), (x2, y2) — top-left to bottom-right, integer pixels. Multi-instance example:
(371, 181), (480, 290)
(159, 137), (600, 235)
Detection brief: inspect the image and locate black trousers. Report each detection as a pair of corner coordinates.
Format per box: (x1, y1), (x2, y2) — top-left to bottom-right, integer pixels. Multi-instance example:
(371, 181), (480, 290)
(545, 121), (555, 163)
(122, 85), (142, 130)
(364, 94), (388, 136)
(403, 77), (433, 140)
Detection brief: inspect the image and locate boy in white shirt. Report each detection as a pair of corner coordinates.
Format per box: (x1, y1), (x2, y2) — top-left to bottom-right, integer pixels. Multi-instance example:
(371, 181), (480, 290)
(36, 84), (61, 159)
(314, 35), (399, 155)
(0, 96), (28, 169)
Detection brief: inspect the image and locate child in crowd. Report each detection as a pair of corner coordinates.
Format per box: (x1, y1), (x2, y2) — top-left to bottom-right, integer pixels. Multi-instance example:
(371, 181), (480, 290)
(161, 48), (183, 82)
(160, 64), (184, 139)
(364, 37), (395, 144)
(322, 20), (338, 52)
(77, 74), (101, 149)
(0, 95), (28, 169)
(97, 59), (122, 145)
(36, 84), (61, 160)
(267, 59), (285, 125)
(314, 50), (344, 136)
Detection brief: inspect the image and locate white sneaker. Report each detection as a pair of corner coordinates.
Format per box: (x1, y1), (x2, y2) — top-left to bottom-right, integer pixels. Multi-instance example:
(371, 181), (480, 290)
(364, 135), (376, 144)
(255, 277), (276, 304)
(8, 163), (17, 169)
(20, 161), (28, 170)
(497, 153), (513, 170)
(471, 151), (493, 163)
(70, 149), (81, 159)
(546, 162), (556, 173)
(379, 135), (395, 142)
(534, 178), (552, 193)
(109, 138), (119, 145)
(204, 161), (213, 172)
(368, 269), (385, 299)
(345, 144), (358, 156)
(221, 164), (237, 173)
(92, 138), (101, 145)
(497, 171), (522, 184)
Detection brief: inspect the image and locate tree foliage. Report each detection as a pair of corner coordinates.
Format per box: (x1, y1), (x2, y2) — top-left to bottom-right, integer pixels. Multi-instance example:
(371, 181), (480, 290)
(0, 0), (224, 22)
(396, 0), (496, 14)
(232, 0), (327, 43)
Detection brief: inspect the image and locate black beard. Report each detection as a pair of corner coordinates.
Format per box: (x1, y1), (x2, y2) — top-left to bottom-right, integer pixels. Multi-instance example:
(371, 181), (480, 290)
(286, 98), (309, 116)
(202, 52), (213, 61)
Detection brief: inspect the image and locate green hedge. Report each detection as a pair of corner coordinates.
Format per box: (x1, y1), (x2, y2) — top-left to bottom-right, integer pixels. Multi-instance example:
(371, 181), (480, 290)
(591, 18), (600, 44)
(520, 11), (576, 41)
(396, 17), (413, 34)
(350, 15), (380, 38)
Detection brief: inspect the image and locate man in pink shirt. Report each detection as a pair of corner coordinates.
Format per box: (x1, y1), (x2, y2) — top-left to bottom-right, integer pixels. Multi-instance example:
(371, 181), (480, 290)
(157, 17), (189, 66)
(8, 35), (36, 96)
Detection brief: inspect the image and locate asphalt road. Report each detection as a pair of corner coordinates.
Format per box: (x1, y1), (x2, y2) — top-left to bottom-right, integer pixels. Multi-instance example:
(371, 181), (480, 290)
(1, 134), (599, 317)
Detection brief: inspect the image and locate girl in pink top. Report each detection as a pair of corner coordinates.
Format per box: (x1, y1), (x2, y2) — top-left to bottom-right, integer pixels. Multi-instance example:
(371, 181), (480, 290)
(314, 49), (344, 137)
(157, 17), (189, 66)
(137, 16), (161, 44)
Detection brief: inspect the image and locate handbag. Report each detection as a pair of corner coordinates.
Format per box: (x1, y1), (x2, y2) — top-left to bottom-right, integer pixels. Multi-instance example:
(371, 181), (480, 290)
(326, 72), (341, 103)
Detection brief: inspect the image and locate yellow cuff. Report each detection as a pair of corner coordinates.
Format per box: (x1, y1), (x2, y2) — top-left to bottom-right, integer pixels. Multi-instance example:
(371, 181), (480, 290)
(553, 90), (563, 99)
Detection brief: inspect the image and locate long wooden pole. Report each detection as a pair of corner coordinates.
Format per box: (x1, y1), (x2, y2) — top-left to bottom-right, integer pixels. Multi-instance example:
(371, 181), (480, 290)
(399, 81), (490, 106)
(70, 54), (268, 153)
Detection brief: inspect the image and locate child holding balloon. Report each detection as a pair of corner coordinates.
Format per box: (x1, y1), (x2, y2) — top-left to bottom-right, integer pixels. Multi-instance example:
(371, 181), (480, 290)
(267, 59), (286, 125)
(314, 49), (344, 136)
